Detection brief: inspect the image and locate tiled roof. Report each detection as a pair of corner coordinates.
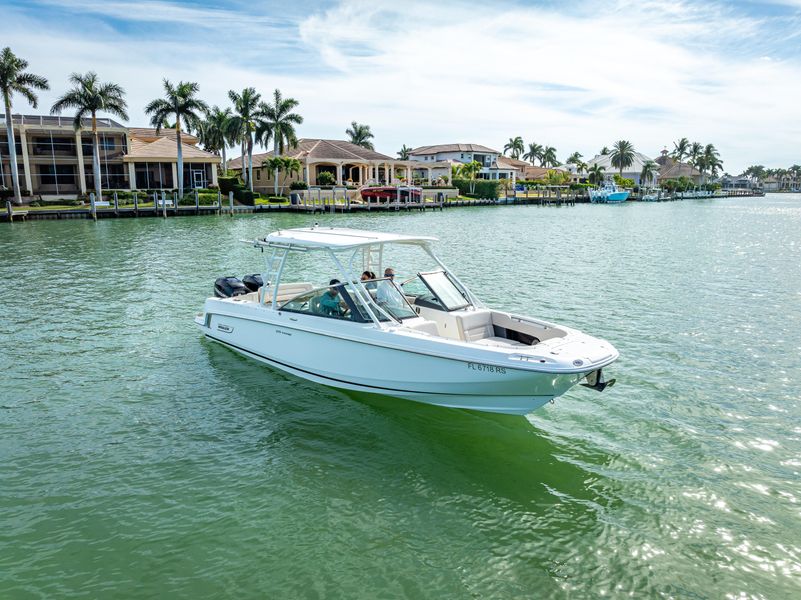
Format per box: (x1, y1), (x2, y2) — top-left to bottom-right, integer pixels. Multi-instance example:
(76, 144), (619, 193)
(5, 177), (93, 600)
(520, 165), (569, 179)
(654, 155), (701, 179)
(128, 127), (199, 145)
(228, 138), (392, 169)
(409, 143), (500, 155)
(123, 136), (219, 162)
(586, 151), (657, 173)
(496, 156), (529, 169)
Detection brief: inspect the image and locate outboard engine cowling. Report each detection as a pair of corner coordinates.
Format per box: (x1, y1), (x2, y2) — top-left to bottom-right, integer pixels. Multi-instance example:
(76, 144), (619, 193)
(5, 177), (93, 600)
(242, 274), (264, 292)
(214, 277), (250, 298)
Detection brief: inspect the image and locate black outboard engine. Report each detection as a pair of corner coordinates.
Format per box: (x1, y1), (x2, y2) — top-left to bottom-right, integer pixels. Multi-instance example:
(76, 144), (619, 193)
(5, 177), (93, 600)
(214, 277), (250, 298)
(242, 274), (264, 292)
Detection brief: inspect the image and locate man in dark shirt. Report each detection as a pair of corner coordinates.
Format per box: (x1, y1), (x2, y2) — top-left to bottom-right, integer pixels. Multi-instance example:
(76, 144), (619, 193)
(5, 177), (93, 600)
(320, 279), (346, 317)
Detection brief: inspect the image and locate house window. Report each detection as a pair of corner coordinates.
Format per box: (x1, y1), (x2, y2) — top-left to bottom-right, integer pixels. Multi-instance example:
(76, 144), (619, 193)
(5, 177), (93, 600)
(39, 164), (76, 185)
(256, 170), (261, 180)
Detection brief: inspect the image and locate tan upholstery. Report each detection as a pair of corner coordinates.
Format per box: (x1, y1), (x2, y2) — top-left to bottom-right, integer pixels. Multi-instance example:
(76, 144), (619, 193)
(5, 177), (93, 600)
(403, 319), (439, 336)
(473, 336), (525, 348)
(453, 309), (494, 342)
(259, 282), (314, 304)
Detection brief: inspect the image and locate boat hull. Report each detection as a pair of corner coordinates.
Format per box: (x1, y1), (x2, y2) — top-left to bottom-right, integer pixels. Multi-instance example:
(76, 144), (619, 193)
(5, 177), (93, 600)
(196, 305), (615, 415)
(605, 191), (629, 202)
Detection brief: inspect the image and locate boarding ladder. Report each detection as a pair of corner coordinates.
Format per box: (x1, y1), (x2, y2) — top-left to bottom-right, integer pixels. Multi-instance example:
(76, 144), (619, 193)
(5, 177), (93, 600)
(362, 244), (383, 275)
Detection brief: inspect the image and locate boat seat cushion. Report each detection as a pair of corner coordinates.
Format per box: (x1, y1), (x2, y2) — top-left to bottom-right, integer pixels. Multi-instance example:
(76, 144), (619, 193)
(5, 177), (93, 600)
(403, 319), (439, 336)
(260, 282), (314, 303)
(473, 336), (526, 348)
(455, 310), (495, 342)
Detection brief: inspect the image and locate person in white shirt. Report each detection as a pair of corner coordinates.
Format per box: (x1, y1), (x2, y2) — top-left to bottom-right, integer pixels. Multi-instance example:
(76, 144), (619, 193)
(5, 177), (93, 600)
(376, 267), (403, 307)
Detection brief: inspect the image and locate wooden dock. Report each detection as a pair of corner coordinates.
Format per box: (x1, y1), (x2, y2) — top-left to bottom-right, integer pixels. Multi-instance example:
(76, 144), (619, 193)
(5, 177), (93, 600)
(2, 187), (766, 222)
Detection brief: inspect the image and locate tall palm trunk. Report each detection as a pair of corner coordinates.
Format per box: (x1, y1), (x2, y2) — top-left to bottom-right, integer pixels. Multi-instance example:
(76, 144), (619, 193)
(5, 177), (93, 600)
(91, 113), (102, 203)
(176, 117), (184, 197)
(273, 138), (279, 196)
(221, 146), (227, 173)
(240, 140), (246, 187)
(247, 131), (254, 192)
(4, 98), (22, 205)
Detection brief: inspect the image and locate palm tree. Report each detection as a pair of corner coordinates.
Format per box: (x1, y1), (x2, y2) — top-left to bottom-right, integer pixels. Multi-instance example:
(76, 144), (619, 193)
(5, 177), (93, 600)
(688, 142), (703, 168)
(566, 151), (583, 165)
(145, 80), (208, 198)
(610, 140), (635, 177)
(227, 87), (261, 192)
(264, 156), (285, 193)
(588, 164), (606, 185)
(702, 144), (722, 181)
(256, 88), (303, 196)
(503, 136), (524, 159)
(523, 142), (543, 165)
(459, 160), (483, 194)
(198, 106), (232, 172)
(0, 47), (49, 204)
(397, 144), (411, 160)
(51, 72), (128, 204)
(282, 157), (302, 189)
(346, 122), (374, 150)
(672, 137), (690, 163)
(600, 146), (610, 156)
(744, 165), (766, 182)
(576, 161), (588, 178)
(540, 146), (558, 168)
(640, 160), (658, 188)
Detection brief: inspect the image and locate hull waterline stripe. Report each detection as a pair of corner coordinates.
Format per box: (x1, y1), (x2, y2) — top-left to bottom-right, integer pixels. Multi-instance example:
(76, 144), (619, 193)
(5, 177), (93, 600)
(205, 334), (538, 399)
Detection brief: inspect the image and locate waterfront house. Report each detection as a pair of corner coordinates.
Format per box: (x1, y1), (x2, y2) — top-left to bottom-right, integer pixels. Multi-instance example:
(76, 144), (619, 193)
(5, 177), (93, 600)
(520, 164), (572, 181)
(227, 139), (451, 192)
(719, 173), (754, 189)
(761, 176), (780, 192)
(654, 149), (702, 184)
(584, 151), (658, 185)
(0, 114), (220, 198)
(408, 144), (518, 181)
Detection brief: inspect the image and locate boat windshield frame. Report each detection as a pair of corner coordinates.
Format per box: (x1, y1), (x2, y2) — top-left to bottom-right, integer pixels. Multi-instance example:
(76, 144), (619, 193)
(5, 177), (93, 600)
(244, 228), (484, 329)
(417, 270), (473, 311)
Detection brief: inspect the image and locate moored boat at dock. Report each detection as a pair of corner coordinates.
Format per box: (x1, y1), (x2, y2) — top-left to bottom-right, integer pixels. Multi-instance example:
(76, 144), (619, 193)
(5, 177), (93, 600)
(589, 182), (630, 203)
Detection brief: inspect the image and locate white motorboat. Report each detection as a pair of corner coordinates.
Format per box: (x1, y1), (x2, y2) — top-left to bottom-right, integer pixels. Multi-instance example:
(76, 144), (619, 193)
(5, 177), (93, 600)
(195, 227), (619, 415)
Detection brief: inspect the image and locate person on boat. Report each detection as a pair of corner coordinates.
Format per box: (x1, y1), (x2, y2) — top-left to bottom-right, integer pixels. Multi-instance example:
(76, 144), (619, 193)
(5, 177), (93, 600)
(360, 270), (377, 290)
(320, 279), (346, 317)
(376, 268), (404, 308)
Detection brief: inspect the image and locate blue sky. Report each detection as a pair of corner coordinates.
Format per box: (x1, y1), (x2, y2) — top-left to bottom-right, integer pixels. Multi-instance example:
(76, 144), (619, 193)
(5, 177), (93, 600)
(4, 0), (801, 172)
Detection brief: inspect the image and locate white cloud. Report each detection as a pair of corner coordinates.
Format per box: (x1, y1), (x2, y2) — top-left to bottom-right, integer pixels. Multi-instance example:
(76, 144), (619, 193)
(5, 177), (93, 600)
(4, 0), (801, 172)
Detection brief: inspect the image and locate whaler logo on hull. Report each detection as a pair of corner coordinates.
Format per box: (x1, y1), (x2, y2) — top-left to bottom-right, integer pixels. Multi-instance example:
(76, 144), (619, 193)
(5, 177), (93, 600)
(467, 362), (506, 374)
(217, 324), (233, 333)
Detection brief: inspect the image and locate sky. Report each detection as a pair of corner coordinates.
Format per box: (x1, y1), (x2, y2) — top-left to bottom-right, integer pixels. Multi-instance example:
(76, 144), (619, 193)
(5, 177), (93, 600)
(3, 0), (801, 173)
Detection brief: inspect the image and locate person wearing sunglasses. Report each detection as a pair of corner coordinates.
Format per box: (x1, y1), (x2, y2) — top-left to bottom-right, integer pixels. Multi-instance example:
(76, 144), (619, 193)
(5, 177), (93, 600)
(376, 267), (403, 307)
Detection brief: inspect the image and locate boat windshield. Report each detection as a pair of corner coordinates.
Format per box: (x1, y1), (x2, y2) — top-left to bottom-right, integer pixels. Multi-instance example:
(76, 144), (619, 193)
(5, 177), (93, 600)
(361, 278), (418, 322)
(418, 270), (471, 311)
(279, 279), (417, 323)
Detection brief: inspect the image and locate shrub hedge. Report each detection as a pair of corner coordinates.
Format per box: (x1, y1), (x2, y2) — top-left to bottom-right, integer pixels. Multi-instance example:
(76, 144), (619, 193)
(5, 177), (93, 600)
(452, 178), (500, 199)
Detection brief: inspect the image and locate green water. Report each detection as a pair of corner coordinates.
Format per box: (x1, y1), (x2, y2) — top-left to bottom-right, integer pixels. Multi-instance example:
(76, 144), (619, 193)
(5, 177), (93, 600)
(2, 196), (800, 598)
